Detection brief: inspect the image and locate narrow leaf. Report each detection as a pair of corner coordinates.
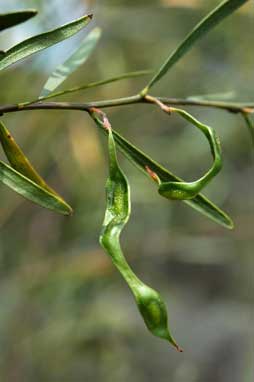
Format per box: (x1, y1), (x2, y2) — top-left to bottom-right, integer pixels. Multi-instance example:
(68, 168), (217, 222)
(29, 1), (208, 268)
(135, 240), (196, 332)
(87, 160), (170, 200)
(142, 0), (249, 93)
(0, 9), (37, 32)
(100, 127), (182, 350)
(37, 70), (152, 102)
(0, 14), (92, 71)
(0, 121), (54, 192)
(40, 27), (101, 97)
(0, 121), (72, 214)
(91, 113), (233, 229)
(0, 161), (72, 215)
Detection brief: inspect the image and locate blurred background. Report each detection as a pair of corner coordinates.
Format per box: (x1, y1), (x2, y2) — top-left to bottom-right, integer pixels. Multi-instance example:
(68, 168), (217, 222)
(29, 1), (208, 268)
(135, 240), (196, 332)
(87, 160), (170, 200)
(0, 1), (253, 381)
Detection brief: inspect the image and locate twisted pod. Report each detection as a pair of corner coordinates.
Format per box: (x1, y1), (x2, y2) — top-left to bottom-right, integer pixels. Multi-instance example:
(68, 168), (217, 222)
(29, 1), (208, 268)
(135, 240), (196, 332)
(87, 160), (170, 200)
(145, 97), (222, 200)
(158, 107), (222, 200)
(97, 114), (182, 351)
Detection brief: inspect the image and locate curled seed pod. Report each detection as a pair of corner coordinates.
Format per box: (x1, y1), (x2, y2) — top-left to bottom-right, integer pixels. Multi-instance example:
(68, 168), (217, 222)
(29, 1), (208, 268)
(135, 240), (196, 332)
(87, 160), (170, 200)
(0, 120), (72, 214)
(158, 108), (222, 200)
(90, 111), (232, 229)
(100, 124), (181, 350)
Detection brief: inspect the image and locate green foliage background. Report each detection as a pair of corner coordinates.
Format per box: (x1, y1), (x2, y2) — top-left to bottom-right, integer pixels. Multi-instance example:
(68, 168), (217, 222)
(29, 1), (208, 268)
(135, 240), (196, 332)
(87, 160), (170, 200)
(0, 1), (253, 381)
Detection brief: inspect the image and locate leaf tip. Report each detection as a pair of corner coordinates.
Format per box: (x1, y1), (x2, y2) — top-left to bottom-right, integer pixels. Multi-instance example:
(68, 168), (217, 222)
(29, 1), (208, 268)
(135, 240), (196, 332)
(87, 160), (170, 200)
(62, 204), (74, 216)
(29, 9), (38, 15)
(227, 219), (234, 230)
(222, 213), (234, 230)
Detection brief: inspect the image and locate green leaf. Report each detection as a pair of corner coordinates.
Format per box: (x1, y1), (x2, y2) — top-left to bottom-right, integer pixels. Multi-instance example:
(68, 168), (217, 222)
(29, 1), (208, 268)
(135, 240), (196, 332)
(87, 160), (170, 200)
(142, 0), (249, 93)
(40, 27), (101, 97)
(0, 9), (37, 32)
(0, 121), (72, 214)
(91, 113), (233, 229)
(0, 161), (72, 215)
(0, 121), (54, 192)
(100, 127), (182, 350)
(36, 70), (152, 102)
(0, 14), (92, 71)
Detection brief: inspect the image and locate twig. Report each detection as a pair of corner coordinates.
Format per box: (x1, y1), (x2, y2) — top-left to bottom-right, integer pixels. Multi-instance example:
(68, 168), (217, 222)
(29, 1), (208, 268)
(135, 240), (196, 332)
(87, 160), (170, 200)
(1, 94), (254, 116)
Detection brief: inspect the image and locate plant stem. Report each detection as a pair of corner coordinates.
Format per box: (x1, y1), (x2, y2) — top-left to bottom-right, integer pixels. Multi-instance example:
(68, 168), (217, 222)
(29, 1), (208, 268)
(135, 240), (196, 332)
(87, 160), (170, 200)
(158, 97), (254, 113)
(22, 70), (153, 106)
(0, 95), (254, 116)
(0, 95), (142, 115)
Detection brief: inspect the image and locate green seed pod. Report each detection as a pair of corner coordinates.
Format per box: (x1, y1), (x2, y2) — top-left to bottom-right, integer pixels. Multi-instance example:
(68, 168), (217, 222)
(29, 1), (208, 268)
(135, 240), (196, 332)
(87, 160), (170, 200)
(159, 181), (198, 200)
(91, 111), (233, 229)
(134, 283), (182, 350)
(158, 108), (222, 200)
(99, 120), (182, 350)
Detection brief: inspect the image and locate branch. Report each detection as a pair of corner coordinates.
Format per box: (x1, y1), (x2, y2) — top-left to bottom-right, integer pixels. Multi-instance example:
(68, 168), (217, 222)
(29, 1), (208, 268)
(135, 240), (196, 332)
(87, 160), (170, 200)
(0, 95), (254, 115)
(157, 97), (254, 113)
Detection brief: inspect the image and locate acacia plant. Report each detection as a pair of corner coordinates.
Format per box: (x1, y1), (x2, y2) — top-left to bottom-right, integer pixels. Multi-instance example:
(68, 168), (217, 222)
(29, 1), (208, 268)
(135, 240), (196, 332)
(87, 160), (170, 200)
(0, 0), (253, 351)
